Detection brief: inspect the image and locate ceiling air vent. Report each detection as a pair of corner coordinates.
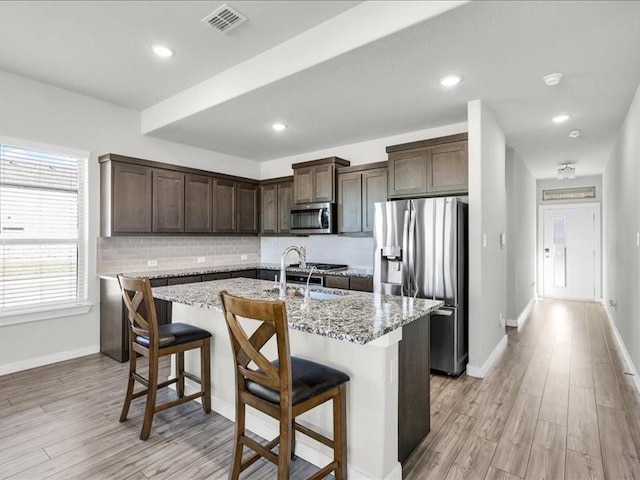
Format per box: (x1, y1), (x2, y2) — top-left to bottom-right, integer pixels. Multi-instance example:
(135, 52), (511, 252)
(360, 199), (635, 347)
(202, 4), (247, 34)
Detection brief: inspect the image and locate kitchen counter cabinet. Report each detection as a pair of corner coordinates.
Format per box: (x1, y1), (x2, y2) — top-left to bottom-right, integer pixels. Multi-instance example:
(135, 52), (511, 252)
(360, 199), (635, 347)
(387, 133), (469, 198)
(153, 278), (441, 478)
(337, 162), (388, 235)
(152, 169), (185, 233)
(103, 161), (153, 235)
(292, 157), (350, 204)
(185, 174), (213, 233)
(260, 178), (293, 235)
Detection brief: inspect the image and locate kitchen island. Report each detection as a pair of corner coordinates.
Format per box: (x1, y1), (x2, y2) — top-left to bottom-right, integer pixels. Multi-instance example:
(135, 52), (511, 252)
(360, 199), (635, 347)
(153, 278), (442, 480)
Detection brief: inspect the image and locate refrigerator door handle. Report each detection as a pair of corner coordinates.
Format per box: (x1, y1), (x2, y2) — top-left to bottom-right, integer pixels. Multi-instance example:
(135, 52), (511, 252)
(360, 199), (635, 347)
(408, 207), (417, 297)
(402, 208), (411, 296)
(433, 309), (453, 316)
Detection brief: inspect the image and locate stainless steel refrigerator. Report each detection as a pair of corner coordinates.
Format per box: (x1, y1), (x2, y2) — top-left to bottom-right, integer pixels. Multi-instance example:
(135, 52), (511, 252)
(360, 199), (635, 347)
(373, 197), (468, 376)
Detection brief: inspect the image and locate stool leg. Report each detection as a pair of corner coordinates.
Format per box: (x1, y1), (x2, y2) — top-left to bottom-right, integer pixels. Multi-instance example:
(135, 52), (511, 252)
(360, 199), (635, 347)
(201, 340), (211, 413)
(230, 401), (245, 480)
(140, 354), (158, 440)
(278, 407), (292, 480)
(176, 352), (185, 398)
(333, 384), (348, 480)
(120, 349), (137, 422)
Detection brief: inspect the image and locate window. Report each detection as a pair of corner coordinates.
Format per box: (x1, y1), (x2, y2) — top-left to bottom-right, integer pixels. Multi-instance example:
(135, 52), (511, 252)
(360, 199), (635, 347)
(0, 143), (87, 312)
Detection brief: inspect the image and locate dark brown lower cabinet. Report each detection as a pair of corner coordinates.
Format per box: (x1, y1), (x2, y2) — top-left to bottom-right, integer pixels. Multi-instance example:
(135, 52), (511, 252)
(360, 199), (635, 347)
(398, 315), (430, 464)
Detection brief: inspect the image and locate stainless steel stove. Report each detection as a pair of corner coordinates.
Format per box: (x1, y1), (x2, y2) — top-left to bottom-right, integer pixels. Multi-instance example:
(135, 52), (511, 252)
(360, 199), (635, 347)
(287, 262), (348, 271)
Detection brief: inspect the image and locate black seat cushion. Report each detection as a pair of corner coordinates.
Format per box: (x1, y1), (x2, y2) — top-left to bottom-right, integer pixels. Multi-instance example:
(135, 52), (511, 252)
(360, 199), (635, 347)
(245, 357), (350, 406)
(136, 323), (211, 348)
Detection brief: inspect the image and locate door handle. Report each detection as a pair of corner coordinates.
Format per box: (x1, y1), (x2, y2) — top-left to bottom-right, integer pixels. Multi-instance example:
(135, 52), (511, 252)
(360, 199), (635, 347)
(402, 209), (410, 296)
(434, 309), (453, 316)
(408, 207), (417, 297)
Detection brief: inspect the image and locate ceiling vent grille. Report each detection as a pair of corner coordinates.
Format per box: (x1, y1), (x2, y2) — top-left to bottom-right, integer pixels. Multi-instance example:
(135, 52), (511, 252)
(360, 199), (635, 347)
(202, 4), (247, 34)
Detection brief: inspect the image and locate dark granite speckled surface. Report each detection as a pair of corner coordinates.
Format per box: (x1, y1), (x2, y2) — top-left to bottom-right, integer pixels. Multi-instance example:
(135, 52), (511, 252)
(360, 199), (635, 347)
(99, 263), (373, 281)
(152, 278), (442, 345)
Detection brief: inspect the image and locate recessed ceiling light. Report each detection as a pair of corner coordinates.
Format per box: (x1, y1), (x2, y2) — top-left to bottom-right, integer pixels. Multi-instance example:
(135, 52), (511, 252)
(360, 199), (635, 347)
(568, 129), (581, 138)
(552, 114), (570, 124)
(543, 73), (564, 86)
(150, 44), (174, 58)
(271, 123), (287, 131)
(439, 74), (463, 87)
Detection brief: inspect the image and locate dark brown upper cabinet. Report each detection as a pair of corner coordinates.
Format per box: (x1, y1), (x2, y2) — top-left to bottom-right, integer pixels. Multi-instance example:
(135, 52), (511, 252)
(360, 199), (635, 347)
(213, 179), (236, 233)
(152, 169), (185, 233)
(185, 174), (213, 233)
(237, 182), (258, 234)
(387, 133), (468, 198)
(103, 161), (152, 235)
(292, 157), (350, 204)
(260, 178), (293, 235)
(99, 154), (259, 237)
(337, 163), (388, 235)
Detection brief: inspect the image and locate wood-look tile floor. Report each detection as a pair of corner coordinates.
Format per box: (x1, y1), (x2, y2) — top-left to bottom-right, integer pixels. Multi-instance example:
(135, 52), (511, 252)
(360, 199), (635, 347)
(0, 355), (320, 479)
(405, 298), (640, 480)
(2, 299), (638, 479)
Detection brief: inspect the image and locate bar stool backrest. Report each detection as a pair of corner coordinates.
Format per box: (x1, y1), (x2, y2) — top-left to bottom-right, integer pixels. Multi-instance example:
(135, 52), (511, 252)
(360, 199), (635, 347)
(118, 275), (159, 350)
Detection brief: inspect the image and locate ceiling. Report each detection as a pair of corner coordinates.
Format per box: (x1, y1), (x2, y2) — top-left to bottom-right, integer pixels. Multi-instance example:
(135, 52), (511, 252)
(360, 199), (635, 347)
(0, 1), (361, 109)
(1, 1), (639, 178)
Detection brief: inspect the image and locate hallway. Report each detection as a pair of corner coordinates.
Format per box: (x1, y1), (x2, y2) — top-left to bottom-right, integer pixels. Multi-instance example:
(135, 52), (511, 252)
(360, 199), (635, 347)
(405, 299), (640, 480)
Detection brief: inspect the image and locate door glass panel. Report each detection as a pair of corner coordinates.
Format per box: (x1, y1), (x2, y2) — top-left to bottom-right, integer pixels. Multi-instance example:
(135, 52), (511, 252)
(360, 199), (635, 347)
(554, 215), (566, 287)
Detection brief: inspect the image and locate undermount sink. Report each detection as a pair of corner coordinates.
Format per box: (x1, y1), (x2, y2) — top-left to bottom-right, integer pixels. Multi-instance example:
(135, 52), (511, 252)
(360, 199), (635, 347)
(264, 287), (349, 301)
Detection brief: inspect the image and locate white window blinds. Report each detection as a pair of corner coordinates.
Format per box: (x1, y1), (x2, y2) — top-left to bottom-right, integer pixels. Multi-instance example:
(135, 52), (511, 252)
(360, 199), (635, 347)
(0, 144), (87, 310)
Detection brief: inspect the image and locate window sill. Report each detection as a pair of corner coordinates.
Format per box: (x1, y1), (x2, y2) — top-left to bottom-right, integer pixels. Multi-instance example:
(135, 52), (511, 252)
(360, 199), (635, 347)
(0, 302), (93, 327)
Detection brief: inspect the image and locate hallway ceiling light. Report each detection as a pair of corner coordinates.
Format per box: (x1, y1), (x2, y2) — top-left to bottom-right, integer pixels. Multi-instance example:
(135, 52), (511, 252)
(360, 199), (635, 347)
(557, 163), (576, 179)
(270, 123), (288, 131)
(543, 73), (564, 86)
(150, 44), (174, 58)
(552, 114), (570, 124)
(568, 129), (582, 138)
(438, 74), (463, 87)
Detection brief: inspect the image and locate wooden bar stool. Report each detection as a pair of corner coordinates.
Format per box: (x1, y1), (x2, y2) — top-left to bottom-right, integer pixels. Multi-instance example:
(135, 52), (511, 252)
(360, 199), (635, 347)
(218, 290), (350, 480)
(118, 275), (212, 440)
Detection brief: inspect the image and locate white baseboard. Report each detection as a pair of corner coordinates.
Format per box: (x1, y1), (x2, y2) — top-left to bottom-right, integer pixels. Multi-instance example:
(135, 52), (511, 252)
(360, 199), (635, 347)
(467, 334), (508, 379)
(0, 344), (100, 376)
(180, 384), (401, 480)
(601, 302), (640, 396)
(506, 297), (536, 328)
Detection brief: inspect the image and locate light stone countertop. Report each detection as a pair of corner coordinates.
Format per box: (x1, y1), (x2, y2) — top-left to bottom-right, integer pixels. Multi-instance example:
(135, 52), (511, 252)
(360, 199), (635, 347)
(152, 278), (443, 345)
(99, 262), (373, 281)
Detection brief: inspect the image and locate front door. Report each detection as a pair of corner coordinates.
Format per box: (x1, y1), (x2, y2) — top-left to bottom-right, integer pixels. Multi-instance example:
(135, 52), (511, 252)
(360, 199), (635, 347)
(541, 205), (598, 300)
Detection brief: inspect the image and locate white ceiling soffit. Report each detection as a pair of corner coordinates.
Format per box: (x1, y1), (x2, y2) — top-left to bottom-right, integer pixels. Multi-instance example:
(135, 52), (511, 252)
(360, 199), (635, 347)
(140, 1), (468, 134)
(144, 1), (640, 178)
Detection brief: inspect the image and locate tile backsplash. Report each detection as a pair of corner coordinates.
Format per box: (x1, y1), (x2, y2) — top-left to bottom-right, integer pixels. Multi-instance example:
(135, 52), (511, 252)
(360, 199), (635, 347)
(260, 236), (374, 270)
(97, 236), (260, 274)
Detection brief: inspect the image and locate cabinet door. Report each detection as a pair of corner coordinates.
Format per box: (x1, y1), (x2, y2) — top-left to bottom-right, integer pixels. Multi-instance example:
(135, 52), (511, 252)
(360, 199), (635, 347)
(167, 275), (202, 285)
(231, 269), (258, 279)
(278, 181), (293, 233)
(293, 167), (314, 204)
(185, 174), (213, 233)
(213, 179), (236, 233)
(112, 162), (152, 233)
(237, 183), (258, 234)
(260, 184), (278, 234)
(313, 164), (334, 202)
(337, 172), (362, 234)
(362, 168), (388, 233)
(427, 141), (468, 194)
(152, 169), (185, 233)
(388, 150), (428, 198)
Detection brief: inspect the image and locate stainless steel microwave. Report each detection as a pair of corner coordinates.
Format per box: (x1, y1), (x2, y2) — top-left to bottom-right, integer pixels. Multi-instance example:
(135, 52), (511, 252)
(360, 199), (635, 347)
(290, 202), (336, 234)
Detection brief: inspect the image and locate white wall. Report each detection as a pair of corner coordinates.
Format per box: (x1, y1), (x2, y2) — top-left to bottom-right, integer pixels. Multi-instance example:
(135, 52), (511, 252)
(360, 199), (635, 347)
(260, 122), (468, 179)
(0, 70), (260, 372)
(467, 99), (507, 377)
(603, 82), (640, 373)
(506, 148), (537, 322)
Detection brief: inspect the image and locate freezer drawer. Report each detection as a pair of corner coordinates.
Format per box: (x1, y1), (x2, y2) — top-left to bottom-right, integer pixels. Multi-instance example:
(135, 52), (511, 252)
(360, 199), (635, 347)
(430, 306), (468, 376)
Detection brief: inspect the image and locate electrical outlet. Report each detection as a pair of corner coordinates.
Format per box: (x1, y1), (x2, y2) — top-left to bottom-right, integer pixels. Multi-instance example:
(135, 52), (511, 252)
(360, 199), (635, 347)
(240, 254), (248, 260)
(147, 259), (158, 267)
(197, 257), (206, 263)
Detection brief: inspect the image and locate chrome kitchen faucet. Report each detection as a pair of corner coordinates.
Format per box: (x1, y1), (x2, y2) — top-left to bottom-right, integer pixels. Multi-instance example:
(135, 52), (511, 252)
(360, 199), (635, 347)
(279, 245), (306, 298)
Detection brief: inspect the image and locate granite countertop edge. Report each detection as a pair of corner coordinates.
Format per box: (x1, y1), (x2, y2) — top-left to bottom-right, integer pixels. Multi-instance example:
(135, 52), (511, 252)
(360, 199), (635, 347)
(152, 279), (443, 345)
(99, 263), (373, 281)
